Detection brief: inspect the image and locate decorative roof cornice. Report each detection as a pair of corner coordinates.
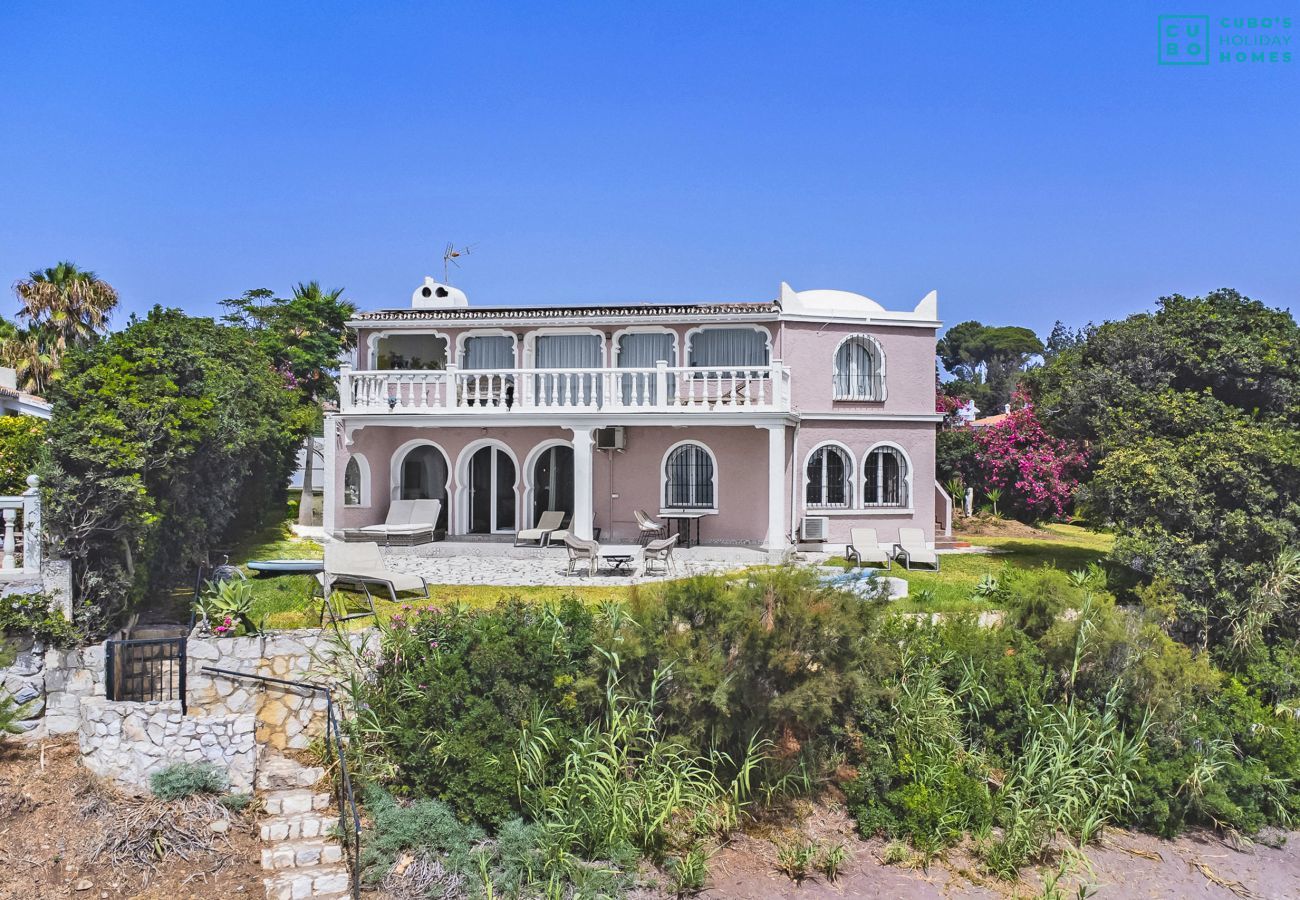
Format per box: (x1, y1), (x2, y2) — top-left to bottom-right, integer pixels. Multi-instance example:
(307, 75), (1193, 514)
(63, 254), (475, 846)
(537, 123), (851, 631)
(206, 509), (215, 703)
(349, 300), (781, 327)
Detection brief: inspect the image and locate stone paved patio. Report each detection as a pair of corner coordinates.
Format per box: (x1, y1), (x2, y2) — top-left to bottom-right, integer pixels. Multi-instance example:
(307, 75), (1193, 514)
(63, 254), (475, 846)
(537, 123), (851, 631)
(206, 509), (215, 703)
(380, 541), (773, 587)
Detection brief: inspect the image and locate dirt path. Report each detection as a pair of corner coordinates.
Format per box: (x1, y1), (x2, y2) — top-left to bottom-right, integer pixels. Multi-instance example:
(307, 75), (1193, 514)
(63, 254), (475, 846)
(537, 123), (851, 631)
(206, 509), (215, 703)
(0, 738), (264, 899)
(702, 817), (1299, 899)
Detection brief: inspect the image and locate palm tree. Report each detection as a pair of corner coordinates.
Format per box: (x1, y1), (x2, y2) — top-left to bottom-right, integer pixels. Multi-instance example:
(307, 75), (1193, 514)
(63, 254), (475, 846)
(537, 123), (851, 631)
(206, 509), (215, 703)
(12, 261), (119, 368)
(0, 330), (56, 395)
(286, 282), (355, 526)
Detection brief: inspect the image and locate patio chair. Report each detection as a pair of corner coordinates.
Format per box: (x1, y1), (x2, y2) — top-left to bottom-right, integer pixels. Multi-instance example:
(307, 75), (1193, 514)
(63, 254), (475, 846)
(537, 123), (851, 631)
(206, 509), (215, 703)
(323, 541), (431, 607)
(633, 509), (667, 544)
(892, 527), (940, 571)
(562, 534), (600, 576)
(355, 499), (441, 545)
(516, 510), (567, 547)
(642, 533), (679, 576)
(846, 528), (891, 570)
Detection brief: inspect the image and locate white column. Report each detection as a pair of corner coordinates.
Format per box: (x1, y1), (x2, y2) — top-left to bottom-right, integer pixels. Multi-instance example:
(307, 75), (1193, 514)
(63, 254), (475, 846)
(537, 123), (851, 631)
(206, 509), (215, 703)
(322, 415), (339, 536)
(21, 474), (40, 574)
(570, 427), (595, 540)
(764, 424), (787, 552)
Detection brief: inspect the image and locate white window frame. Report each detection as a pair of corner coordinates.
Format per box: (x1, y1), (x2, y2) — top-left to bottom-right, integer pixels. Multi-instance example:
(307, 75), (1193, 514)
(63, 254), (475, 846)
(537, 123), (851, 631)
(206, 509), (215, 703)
(862, 442), (912, 509)
(455, 328), (519, 369)
(832, 334), (887, 401)
(343, 453), (371, 507)
(683, 325), (773, 369)
(389, 439), (452, 503)
(366, 329), (453, 370)
(803, 441), (855, 509)
(660, 440), (719, 512)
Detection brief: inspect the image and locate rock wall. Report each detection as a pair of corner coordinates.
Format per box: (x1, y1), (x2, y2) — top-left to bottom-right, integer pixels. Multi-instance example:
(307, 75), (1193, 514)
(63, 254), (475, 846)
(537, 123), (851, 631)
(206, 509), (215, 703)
(23, 628), (375, 792)
(78, 698), (257, 793)
(0, 633), (51, 733)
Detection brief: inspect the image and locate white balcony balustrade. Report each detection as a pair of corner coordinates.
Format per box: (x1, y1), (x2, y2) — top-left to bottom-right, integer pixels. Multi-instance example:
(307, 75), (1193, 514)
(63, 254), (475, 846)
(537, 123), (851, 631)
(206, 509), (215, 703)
(340, 362), (791, 415)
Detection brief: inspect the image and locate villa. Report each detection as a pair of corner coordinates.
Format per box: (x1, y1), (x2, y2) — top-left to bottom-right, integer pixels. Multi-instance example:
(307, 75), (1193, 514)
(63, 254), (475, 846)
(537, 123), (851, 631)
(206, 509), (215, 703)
(322, 278), (947, 556)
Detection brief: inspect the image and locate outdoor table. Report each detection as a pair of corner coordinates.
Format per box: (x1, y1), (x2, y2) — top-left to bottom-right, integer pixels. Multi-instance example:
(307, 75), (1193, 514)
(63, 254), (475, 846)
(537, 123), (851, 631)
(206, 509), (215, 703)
(662, 512), (707, 548)
(600, 544), (641, 574)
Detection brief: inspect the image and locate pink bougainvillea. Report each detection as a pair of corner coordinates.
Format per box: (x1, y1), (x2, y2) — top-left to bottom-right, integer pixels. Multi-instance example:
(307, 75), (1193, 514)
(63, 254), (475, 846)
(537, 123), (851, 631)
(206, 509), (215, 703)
(972, 388), (1086, 520)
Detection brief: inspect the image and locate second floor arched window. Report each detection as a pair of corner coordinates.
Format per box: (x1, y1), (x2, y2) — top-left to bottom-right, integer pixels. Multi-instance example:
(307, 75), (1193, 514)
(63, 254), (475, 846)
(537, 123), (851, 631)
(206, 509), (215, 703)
(833, 335), (884, 400)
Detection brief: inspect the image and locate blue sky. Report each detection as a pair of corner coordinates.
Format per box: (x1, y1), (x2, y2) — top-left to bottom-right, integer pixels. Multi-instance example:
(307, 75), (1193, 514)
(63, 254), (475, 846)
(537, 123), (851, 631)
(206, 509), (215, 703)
(2, 1), (1297, 336)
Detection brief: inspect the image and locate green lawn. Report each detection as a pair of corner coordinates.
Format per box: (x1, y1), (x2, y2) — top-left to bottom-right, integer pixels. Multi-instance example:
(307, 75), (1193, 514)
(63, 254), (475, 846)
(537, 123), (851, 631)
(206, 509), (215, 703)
(224, 509), (1113, 630)
(840, 523), (1114, 612)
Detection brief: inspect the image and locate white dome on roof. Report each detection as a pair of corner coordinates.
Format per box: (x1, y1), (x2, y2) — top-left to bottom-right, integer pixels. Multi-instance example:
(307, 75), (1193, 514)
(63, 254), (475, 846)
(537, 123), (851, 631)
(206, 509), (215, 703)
(412, 276), (469, 309)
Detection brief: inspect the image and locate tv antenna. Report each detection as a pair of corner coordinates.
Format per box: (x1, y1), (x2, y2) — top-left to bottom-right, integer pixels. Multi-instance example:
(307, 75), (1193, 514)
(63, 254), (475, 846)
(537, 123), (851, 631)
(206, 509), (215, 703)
(442, 243), (474, 282)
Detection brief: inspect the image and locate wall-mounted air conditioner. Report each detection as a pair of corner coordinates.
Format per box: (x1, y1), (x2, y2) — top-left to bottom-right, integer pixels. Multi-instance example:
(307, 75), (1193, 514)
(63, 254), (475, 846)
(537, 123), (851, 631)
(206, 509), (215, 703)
(801, 516), (829, 541)
(596, 426), (625, 451)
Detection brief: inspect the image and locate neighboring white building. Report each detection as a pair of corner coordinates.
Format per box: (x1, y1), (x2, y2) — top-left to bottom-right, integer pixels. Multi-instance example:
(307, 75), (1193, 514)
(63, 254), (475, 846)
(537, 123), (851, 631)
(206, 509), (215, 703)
(0, 367), (51, 419)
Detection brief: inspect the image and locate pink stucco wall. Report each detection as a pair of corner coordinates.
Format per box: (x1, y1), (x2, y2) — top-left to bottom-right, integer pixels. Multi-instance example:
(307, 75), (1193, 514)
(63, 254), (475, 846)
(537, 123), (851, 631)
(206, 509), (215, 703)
(777, 320), (937, 416)
(793, 420), (936, 545)
(333, 423), (776, 544)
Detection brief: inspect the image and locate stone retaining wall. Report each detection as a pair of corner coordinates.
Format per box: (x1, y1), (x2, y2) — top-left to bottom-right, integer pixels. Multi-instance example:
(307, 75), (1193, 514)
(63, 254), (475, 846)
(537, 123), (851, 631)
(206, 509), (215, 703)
(78, 698), (256, 793)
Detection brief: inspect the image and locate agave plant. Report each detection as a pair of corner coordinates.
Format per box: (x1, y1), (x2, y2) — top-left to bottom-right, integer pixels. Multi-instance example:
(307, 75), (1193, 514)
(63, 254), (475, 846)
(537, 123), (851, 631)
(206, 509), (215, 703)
(984, 488), (1003, 517)
(199, 578), (260, 636)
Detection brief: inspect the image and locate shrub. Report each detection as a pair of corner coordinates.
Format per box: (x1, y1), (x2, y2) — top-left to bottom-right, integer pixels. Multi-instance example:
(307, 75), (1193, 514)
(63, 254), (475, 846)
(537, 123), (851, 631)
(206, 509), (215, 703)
(150, 762), (229, 800)
(346, 598), (599, 826)
(359, 782), (483, 882)
(0, 416), (44, 494)
(0, 592), (80, 648)
(607, 568), (892, 769)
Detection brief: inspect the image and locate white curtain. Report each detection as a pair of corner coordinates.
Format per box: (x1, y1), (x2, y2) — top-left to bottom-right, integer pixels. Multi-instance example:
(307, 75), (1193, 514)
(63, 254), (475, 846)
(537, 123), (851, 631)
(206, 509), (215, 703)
(617, 332), (675, 404)
(535, 333), (603, 405)
(462, 335), (515, 369)
(834, 338), (879, 399)
(688, 328), (768, 368)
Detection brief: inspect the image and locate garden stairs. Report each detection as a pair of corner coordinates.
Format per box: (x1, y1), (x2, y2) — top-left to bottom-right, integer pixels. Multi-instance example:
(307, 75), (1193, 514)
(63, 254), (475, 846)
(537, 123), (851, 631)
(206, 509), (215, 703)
(258, 753), (351, 899)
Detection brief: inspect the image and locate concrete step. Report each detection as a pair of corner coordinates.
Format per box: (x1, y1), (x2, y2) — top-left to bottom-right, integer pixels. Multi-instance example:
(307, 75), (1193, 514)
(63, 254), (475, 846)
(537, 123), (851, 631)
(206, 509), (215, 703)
(257, 757), (326, 791)
(263, 865), (351, 899)
(935, 539), (972, 549)
(260, 811), (339, 843)
(262, 788), (333, 816)
(261, 839), (345, 871)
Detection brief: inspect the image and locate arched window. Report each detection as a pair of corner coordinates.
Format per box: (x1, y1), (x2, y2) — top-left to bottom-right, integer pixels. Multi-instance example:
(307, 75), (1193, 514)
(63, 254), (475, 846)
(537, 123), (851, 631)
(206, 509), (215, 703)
(343, 455), (369, 507)
(864, 445), (909, 507)
(664, 442), (715, 510)
(833, 335), (884, 400)
(806, 445), (852, 508)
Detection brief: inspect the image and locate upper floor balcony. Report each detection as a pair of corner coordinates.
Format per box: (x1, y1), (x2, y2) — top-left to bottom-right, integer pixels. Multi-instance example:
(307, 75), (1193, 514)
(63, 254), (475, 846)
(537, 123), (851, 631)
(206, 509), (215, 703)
(339, 361), (791, 416)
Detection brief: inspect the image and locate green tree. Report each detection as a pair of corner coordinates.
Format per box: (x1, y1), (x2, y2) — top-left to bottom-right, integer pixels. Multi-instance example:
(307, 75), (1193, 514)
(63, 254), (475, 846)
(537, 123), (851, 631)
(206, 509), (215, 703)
(222, 282), (356, 525)
(10, 261), (119, 381)
(41, 307), (301, 634)
(1031, 289), (1300, 649)
(937, 321), (1043, 412)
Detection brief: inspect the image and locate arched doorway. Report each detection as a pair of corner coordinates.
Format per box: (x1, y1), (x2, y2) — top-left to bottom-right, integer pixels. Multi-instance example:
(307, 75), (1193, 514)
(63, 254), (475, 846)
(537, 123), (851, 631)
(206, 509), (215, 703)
(530, 444), (574, 528)
(396, 443), (450, 531)
(467, 445), (517, 534)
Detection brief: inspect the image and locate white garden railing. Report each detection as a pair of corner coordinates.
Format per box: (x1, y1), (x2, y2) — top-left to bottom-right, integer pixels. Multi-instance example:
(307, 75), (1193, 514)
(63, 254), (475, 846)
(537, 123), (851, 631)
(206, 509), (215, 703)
(0, 475), (42, 576)
(340, 362), (791, 415)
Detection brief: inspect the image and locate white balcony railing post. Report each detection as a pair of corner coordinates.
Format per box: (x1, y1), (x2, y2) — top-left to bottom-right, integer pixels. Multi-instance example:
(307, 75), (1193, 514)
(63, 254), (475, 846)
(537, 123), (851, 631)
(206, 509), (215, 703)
(2, 507), (15, 571)
(444, 364), (458, 409)
(338, 364), (353, 411)
(655, 361), (669, 408)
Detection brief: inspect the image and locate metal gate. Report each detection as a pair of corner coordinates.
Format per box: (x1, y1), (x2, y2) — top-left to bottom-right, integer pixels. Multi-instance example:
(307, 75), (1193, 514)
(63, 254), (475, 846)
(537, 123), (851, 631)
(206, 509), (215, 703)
(105, 637), (187, 713)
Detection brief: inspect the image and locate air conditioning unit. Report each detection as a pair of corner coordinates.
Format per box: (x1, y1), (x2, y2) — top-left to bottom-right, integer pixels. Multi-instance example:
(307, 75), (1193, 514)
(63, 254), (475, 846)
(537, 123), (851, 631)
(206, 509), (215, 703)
(595, 426), (625, 451)
(801, 516), (829, 541)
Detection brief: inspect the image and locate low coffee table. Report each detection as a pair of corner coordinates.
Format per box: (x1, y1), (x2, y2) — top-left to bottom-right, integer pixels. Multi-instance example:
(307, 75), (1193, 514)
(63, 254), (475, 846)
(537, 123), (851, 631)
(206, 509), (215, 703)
(600, 544), (641, 575)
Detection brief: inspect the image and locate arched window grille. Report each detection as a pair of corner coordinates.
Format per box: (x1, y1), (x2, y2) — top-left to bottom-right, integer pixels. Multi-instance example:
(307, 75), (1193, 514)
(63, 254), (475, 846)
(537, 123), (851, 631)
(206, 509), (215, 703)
(664, 443), (715, 509)
(805, 445), (852, 508)
(864, 446), (908, 507)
